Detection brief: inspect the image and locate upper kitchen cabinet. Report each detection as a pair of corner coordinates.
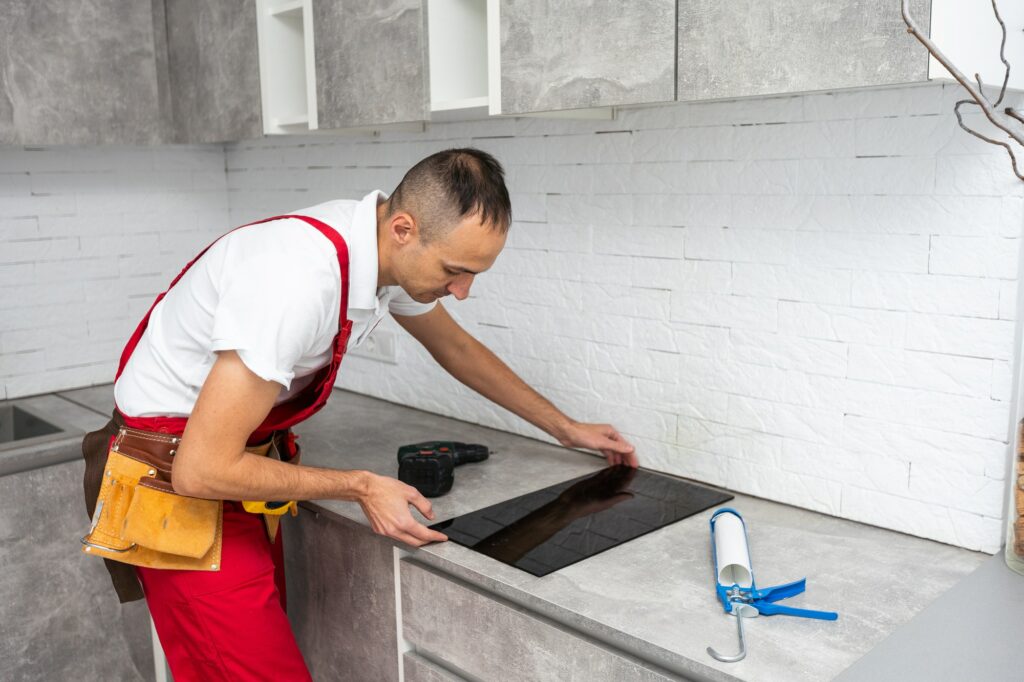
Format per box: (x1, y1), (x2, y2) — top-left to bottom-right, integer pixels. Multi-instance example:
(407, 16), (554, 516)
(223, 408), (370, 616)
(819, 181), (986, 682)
(677, 0), (932, 101)
(163, 0), (263, 143)
(0, 0), (166, 146)
(255, 0), (431, 133)
(313, 0), (429, 129)
(490, 0), (677, 115)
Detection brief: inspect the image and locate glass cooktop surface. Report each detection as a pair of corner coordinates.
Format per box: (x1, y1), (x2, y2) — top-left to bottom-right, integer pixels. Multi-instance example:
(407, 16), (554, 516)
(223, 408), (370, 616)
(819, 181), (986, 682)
(430, 465), (733, 577)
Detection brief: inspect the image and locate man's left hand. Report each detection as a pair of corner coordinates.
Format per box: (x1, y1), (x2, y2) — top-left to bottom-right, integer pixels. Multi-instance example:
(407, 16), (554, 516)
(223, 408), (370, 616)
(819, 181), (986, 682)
(556, 421), (638, 468)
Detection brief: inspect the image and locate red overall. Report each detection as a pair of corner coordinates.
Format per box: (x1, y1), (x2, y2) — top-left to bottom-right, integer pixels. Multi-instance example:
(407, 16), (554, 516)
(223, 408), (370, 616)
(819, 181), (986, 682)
(113, 214), (352, 681)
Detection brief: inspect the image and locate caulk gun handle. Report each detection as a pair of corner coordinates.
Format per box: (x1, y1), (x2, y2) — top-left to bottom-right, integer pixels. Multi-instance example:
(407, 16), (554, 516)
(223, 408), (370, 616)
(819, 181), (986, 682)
(754, 602), (838, 620)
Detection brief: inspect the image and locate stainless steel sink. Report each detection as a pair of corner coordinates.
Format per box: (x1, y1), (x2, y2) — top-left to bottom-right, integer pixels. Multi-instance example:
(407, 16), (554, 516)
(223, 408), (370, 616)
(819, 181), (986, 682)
(0, 403), (74, 452)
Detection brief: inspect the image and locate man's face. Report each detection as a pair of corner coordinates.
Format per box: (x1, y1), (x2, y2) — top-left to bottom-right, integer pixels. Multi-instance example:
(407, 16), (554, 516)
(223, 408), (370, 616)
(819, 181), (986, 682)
(393, 212), (507, 304)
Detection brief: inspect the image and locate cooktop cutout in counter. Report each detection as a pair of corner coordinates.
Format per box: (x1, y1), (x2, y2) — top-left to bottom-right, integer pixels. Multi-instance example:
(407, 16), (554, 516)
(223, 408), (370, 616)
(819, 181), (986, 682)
(431, 466), (733, 577)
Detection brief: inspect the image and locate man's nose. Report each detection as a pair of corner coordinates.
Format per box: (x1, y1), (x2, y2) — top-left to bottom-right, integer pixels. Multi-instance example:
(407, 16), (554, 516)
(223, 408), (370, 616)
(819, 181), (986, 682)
(447, 274), (474, 300)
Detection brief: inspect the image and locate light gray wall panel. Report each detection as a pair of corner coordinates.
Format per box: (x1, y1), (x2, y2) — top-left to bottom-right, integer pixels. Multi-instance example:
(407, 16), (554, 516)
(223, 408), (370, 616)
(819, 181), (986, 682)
(313, 0), (429, 129)
(0, 0), (164, 145)
(499, 0), (676, 114)
(678, 0), (932, 101)
(0, 460), (154, 681)
(283, 508), (399, 681)
(400, 560), (683, 682)
(164, 0), (263, 143)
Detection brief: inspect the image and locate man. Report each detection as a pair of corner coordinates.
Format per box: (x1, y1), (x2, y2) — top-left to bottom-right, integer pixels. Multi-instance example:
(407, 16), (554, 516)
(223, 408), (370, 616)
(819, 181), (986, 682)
(83, 148), (636, 679)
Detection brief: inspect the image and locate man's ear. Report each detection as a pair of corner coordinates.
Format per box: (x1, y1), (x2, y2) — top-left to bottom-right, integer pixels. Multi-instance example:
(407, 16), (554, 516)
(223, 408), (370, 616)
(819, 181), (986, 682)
(389, 211), (418, 246)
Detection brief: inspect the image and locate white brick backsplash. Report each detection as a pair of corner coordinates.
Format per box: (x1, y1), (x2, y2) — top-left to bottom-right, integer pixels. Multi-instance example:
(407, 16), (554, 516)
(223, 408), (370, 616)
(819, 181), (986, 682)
(999, 280), (1018, 320)
(830, 376), (1009, 439)
(506, 222), (591, 253)
(1000, 196), (1024, 237)
(592, 225), (683, 258)
(732, 263), (850, 305)
(734, 120), (856, 160)
(842, 415), (1006, 480)
(929, 236), (1019, 279)
(727, 394), (842, 444)
(685, 226), (795, 264)
(631, 378), (729, 423)
(631, 257), (731, 292)
(936, 153), (1024, 197)
(582, 284), (670, 320)
(854, 114), (951, 157)
(852, 271), (1000, 318)
(992, 360), (1013, 401)
(800, 157), (936, 195)
(905, 313), (1015, 360)
(632, 193), (734, 228)
(847, 345), (993, 397)
(909, 465), (1005, 518)
(4, 83), (1020, 554)
(795, 232), (929, 273)
(672, 292), (778, 331)
(728, 329), (848, 377)
(778, 301), (906, 346)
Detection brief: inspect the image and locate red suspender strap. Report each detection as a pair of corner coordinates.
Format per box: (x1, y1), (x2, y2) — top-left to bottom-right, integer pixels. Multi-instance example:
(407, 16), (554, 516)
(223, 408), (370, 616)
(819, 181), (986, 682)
(116, 215), (352, 440)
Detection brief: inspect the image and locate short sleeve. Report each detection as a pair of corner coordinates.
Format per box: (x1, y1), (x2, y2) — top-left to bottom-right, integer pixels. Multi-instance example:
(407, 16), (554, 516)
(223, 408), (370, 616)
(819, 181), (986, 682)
(388, 287), (436, 317)
(210, 252), (335, 388)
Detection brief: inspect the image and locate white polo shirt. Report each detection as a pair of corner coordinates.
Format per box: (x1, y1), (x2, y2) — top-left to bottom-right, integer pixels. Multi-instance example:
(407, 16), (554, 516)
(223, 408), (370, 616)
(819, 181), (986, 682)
(114, 191), (435, 418)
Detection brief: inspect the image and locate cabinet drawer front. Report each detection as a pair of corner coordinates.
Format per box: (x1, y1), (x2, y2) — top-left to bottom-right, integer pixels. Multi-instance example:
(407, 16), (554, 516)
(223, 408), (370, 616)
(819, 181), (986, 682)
(400, 561), (679, 682)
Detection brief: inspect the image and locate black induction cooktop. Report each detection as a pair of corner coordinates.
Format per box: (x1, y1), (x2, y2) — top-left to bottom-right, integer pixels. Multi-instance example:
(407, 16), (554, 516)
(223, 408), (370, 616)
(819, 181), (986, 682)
(430, 465), (733, 577)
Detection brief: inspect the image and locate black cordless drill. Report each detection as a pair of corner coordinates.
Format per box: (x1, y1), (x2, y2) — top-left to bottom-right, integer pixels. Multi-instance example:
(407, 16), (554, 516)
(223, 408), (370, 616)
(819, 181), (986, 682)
(396, 441), (490, 497)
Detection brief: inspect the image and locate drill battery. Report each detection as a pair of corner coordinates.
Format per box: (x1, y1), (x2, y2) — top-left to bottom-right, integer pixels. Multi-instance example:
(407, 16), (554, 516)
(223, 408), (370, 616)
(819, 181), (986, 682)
(396, 441), (490, 498)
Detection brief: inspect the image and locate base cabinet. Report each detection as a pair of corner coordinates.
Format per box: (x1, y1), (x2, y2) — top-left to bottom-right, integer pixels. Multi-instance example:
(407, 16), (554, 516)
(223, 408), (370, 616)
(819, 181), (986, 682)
(0, 459), (154, 681)
(283, 506), (400, 681)
(400, 560), (684, 682)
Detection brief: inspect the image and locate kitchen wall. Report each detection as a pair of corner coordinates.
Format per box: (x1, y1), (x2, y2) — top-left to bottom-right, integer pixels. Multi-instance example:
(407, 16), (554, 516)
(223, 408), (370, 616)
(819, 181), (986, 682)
(1, 82), (1020, 553)
(225, 83), (1024, 554)
(0, 145), (229, 399)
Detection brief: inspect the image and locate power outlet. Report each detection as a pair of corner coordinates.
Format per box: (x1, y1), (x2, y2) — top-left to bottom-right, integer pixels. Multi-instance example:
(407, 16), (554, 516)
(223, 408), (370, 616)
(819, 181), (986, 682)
(350, 328), (398, 364)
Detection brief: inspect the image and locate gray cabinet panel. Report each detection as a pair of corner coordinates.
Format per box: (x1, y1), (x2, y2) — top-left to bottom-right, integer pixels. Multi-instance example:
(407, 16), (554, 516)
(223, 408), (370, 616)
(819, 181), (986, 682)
(283, 508), (399, 681)
(678, 0), (932, 101)
(400, 560), (681, 682)
(312, 0), (429, 129)
(404, 652), (465, 682)
(0, 0), (165, 145)
(0, 460), (154, 681)
(164, 0), (263, 143)
(499, 0), (676, 114)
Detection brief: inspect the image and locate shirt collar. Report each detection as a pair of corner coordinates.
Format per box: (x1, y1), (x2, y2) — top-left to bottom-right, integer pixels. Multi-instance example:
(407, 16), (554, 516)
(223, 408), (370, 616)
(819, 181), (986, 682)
(347, 190), (388, 312)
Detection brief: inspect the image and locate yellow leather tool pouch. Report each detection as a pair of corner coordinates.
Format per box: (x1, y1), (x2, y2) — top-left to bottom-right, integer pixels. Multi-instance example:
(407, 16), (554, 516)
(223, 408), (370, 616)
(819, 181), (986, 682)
(122, 480), (219, 558)
(81, 428), (224, 572)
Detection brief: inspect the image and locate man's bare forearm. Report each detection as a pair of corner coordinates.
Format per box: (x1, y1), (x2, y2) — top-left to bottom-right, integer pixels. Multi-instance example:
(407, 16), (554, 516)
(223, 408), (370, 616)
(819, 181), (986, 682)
(173, 447), (371, 502)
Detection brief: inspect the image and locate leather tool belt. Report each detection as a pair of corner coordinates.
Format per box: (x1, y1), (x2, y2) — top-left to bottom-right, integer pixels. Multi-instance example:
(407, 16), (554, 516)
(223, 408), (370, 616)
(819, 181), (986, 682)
(81, 424), (297, 572)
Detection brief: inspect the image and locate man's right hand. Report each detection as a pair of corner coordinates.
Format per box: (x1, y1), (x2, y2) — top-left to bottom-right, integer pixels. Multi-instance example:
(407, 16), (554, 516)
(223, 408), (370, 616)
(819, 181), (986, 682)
(358, 473), (449, 547)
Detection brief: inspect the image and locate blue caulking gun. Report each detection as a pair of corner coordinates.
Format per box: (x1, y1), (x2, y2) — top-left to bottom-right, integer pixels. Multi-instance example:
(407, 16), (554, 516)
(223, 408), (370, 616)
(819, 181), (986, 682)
(707, 508), (838, 663)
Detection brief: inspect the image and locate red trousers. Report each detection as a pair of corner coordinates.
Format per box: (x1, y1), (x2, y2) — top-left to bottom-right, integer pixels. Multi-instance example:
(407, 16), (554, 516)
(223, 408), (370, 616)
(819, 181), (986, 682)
(137, 503), (311, 681)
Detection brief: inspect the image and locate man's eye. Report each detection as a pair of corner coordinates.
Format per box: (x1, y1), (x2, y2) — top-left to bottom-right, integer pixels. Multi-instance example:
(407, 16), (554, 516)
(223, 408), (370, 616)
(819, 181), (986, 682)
(445, 268), (460, 276)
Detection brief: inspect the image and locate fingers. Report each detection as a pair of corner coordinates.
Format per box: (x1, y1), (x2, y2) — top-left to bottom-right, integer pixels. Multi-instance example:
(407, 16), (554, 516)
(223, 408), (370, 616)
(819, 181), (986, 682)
(407, 489), (436, 521)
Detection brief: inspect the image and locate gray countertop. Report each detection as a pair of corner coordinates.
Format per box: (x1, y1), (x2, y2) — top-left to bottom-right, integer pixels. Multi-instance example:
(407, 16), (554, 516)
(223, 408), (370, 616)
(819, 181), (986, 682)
(289, 389), (985, 682)
(15, 384), (1010, 681)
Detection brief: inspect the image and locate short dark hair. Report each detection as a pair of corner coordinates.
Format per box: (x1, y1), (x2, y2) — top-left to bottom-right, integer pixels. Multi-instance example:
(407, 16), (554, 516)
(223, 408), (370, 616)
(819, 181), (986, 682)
(388, 148), (512, 242)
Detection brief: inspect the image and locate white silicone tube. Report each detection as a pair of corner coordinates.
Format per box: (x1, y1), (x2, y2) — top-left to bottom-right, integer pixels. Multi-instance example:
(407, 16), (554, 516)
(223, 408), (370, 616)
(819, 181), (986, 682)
(714, 511), (753, 588)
